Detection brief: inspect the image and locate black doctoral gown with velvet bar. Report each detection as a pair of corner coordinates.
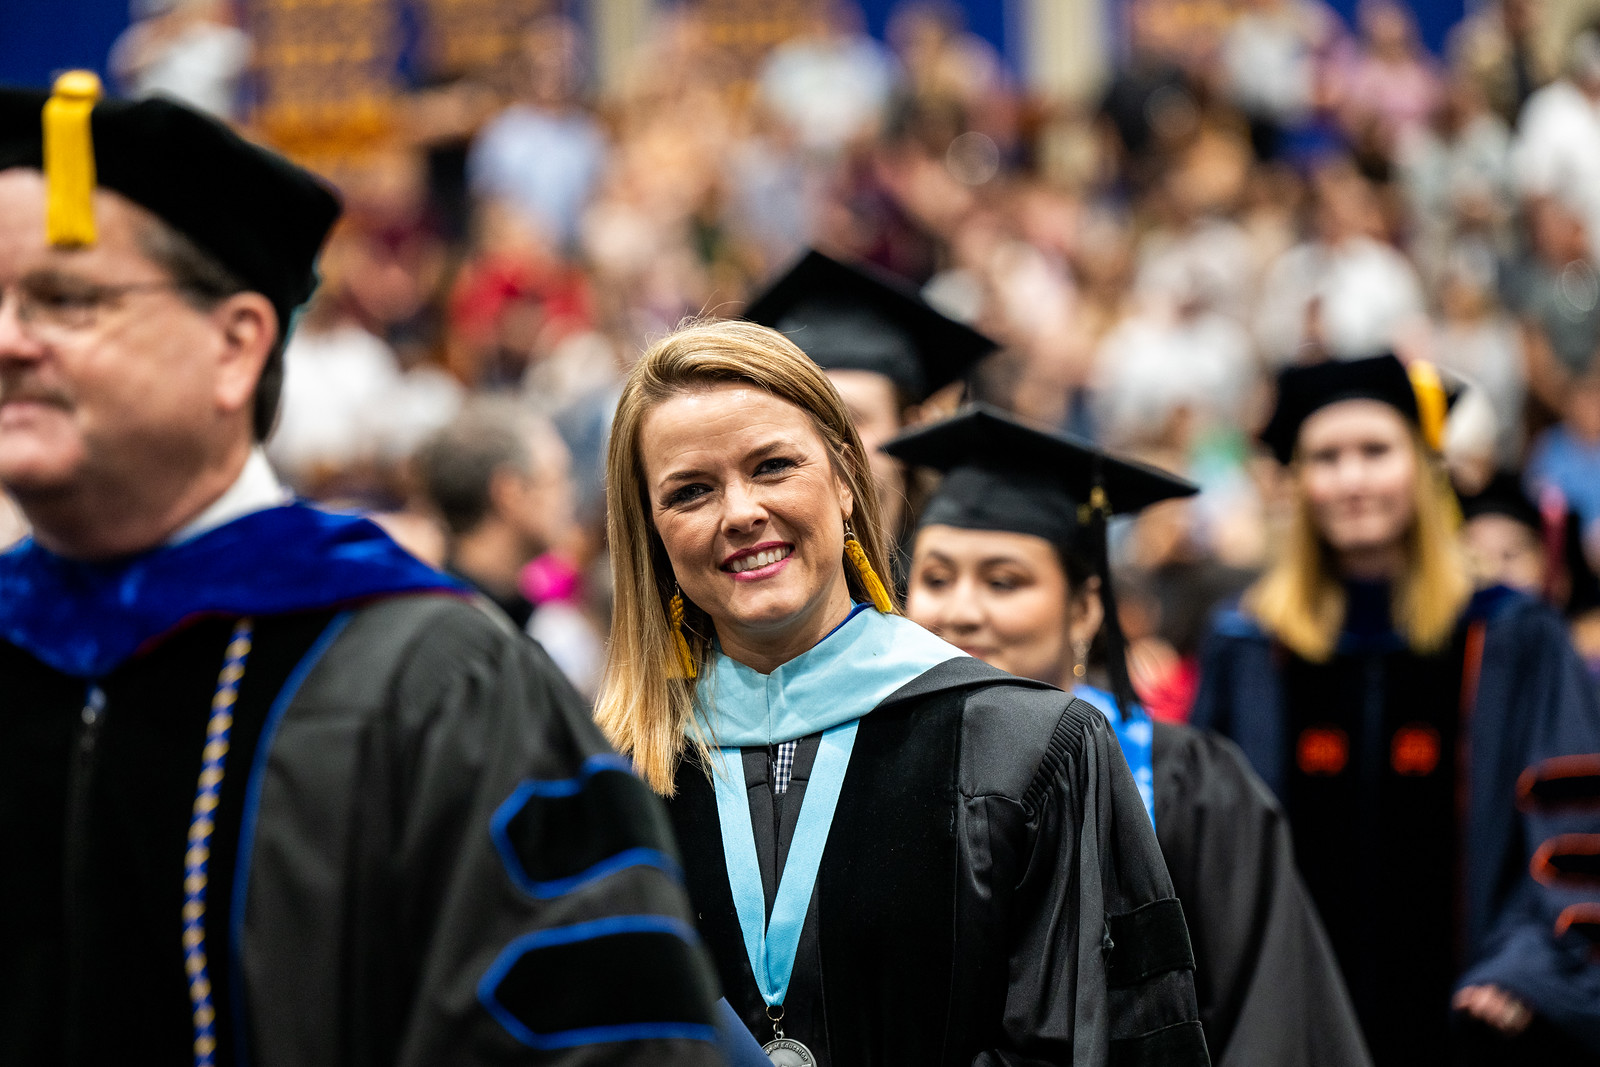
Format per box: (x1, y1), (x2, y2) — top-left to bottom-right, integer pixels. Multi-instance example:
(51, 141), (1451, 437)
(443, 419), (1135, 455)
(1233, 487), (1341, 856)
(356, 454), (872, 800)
(668, 655), (1210, 1067)
(0, 506), (724, 1067)
(1151, 721), (1371, 1066)
(1193, 584), (1600, 1063)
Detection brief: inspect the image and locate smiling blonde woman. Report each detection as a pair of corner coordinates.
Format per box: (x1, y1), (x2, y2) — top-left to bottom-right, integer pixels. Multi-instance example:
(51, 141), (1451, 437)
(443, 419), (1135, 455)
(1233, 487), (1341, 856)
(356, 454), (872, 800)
(596, 319), (1208, 1067)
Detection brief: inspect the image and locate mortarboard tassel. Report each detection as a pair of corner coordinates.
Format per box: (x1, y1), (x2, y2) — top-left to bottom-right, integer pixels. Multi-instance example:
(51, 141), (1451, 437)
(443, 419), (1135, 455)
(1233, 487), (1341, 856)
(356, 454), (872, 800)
(42, 70), (102, 248)
(1407, 360), (1448, 453)
(1080, 480), (1141, 723)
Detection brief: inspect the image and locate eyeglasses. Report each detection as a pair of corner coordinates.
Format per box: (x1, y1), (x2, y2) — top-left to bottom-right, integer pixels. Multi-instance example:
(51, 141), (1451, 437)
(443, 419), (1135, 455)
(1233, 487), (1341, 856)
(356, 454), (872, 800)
(1, 276), (181, 340)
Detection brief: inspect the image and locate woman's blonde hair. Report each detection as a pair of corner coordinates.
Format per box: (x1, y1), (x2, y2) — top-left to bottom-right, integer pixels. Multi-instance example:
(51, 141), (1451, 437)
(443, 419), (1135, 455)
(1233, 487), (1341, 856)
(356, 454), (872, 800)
(1246, 427), (1471, 661)
(595, 319), (897, 794)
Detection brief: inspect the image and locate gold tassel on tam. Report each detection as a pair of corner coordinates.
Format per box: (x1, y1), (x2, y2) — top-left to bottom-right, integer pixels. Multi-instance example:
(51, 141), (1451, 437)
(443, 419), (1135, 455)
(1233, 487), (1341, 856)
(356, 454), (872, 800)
(843, 527), (894, 614)
(668, 591), (697, 679)
(1408, 360), (1448, 453)
(43, 70), (103, 248)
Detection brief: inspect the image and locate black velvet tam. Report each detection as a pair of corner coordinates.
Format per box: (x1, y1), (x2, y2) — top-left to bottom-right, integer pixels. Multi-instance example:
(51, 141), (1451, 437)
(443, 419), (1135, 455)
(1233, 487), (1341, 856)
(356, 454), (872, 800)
(742, 248), (997, 403)
(882, 404), (1196, 551)
(1259, 353), (1422, 465)
(0, 85), (340, 328)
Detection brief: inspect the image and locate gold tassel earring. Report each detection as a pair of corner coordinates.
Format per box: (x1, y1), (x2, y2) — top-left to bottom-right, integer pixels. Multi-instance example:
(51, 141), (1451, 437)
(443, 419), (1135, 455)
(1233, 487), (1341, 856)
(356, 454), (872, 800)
(843, 523), (894, 613)
(668, 588), (697, 679)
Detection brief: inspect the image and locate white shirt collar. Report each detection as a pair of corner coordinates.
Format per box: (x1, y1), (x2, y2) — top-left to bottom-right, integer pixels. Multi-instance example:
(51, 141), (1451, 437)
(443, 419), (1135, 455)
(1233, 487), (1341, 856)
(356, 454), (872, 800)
(169, 447), (291, 545)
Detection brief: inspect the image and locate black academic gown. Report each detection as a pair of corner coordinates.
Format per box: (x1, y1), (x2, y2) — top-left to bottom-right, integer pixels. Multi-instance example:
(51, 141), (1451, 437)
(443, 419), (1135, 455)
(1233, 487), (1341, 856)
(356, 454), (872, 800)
(1192, 584), (1600, 1063)
(668, 656), (1210, 1067)
(0, 594), (722, 1067)
(1152, 721), (1371, 1066)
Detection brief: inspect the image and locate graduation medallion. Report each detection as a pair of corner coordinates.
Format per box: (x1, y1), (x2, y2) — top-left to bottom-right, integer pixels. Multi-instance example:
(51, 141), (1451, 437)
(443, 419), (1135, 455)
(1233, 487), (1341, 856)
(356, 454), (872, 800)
(762, 1037), (817, 1066)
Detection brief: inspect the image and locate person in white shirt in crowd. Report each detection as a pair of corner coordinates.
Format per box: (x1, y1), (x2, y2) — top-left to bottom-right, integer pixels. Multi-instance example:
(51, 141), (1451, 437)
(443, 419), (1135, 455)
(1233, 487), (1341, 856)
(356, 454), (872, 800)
(1255, 157), (1428, 363)
(109, 0), (250, 122)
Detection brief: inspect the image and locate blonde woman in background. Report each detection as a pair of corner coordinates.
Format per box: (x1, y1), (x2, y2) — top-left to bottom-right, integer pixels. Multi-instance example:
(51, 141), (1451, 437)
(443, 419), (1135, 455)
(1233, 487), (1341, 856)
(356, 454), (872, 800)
(1192, 354), (1600, 1064)
(595, 319), (1208, 1066)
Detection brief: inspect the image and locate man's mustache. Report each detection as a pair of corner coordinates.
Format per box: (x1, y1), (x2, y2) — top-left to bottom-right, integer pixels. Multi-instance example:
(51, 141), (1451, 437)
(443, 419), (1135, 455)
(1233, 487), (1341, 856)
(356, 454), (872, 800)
(0, 373), (72, 410)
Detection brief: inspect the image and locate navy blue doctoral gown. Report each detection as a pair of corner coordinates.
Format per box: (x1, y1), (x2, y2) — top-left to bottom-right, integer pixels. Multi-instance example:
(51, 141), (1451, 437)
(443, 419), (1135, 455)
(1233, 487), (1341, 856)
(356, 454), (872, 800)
(1192, 585), (1600, 1060)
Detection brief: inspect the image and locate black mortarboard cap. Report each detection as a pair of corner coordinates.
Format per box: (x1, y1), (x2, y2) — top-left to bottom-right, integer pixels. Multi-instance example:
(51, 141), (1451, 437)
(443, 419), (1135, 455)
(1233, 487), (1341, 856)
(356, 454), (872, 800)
(0, 80), (341, 331)
(743, 249), (998, 403)
(883, 404), (1198, 549)
(885, 404), (1196, 721)
(1459, 472), (1543, 533)
(1259, 353), (1455, 465)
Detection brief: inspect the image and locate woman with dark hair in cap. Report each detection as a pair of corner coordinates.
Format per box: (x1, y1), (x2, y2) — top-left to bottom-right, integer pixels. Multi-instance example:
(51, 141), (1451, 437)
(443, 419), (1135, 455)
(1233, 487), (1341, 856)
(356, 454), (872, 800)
(1191, 354), (1600, 1063)
(893, 405), (1371, 1067)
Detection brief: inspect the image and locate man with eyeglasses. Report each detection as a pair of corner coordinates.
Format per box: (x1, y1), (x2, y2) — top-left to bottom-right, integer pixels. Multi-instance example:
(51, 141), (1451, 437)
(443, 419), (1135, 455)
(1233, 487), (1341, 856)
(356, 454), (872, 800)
(0, 75), (732, 1067)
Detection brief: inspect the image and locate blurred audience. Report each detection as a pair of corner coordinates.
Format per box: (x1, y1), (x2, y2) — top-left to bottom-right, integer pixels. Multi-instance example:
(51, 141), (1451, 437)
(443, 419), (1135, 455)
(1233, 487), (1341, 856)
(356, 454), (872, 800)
(467, 16), (607, 254)
(415, 398), (605, 695)
(109, 0), (249, 120)
(174, 0), (1600, 719)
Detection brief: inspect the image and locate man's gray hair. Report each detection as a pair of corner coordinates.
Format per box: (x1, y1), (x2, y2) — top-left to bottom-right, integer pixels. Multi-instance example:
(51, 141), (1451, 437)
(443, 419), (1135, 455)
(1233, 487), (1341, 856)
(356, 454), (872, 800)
(414, 398), (537, 536)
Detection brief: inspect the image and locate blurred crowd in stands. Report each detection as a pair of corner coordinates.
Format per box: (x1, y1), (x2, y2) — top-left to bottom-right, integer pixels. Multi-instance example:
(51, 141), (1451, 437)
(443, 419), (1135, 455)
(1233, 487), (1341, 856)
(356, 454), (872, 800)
(40, 0), (1600, 706)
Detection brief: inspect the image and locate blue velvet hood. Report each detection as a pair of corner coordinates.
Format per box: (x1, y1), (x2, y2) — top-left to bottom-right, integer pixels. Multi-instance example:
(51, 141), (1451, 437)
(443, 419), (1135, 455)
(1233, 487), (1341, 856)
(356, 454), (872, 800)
(0, 502), (464, 678)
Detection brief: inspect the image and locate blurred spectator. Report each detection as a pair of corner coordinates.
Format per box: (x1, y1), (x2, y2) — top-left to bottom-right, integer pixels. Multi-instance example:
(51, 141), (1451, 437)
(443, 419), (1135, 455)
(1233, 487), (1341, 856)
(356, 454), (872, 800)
(1526, 361), (1600, 562)
(1255, 158), (1428, 362)
(1327, 0), (1444, 158)
(828, 97), (966, 284)
(1220, 0), (1337, 158)
(1096, 0), (1197, 191)
(269, 226), (463, 500)
(1459, 472), (1600, 614)
(887, 2), (1008, 128)
(1507, 196), (1600, 414)
(1459, 472), (1548, 592)
(1396, 75), (1513, 290)
(449, 199), (594, 389)
(1447, 0), (1545, 123)
(757, 2), (896, 157)
(335, 150), (454, 370)
(1427, 247), (1526, 465)
(1134, 156), (1259, 322)
(268, 289), (406, 497)
(1091, 289), (1258, 454)
(1511, 27), (1600, 260)
(415, 398), (604, 695)
(109, 0), (250, 120)
(467, 16), (606, 252)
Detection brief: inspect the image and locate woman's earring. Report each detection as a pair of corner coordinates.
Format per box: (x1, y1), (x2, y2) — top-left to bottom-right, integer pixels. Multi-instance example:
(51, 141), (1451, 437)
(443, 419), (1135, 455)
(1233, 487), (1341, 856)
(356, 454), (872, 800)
(1072, 638), (1089, 679)
(668, 587), (697, 679)
(843, 522), (894, 613)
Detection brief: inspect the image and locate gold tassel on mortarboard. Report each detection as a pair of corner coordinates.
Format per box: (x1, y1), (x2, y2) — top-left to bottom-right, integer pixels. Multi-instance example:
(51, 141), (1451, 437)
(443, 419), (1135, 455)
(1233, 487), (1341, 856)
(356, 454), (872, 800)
(1408, 359), (1464, 529)
(1408, 360), (1448, 453)
(42, 70), (103, 248)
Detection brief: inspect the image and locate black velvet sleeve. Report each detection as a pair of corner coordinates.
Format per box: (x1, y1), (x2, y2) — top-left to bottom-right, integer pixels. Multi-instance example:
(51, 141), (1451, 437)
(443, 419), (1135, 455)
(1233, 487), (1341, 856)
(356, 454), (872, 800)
(963, 693), (1210, 1067)
(382, 602), (726, 1065)
(1152, 722), (1371, 1067)
(241, 596), (725, 1067)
